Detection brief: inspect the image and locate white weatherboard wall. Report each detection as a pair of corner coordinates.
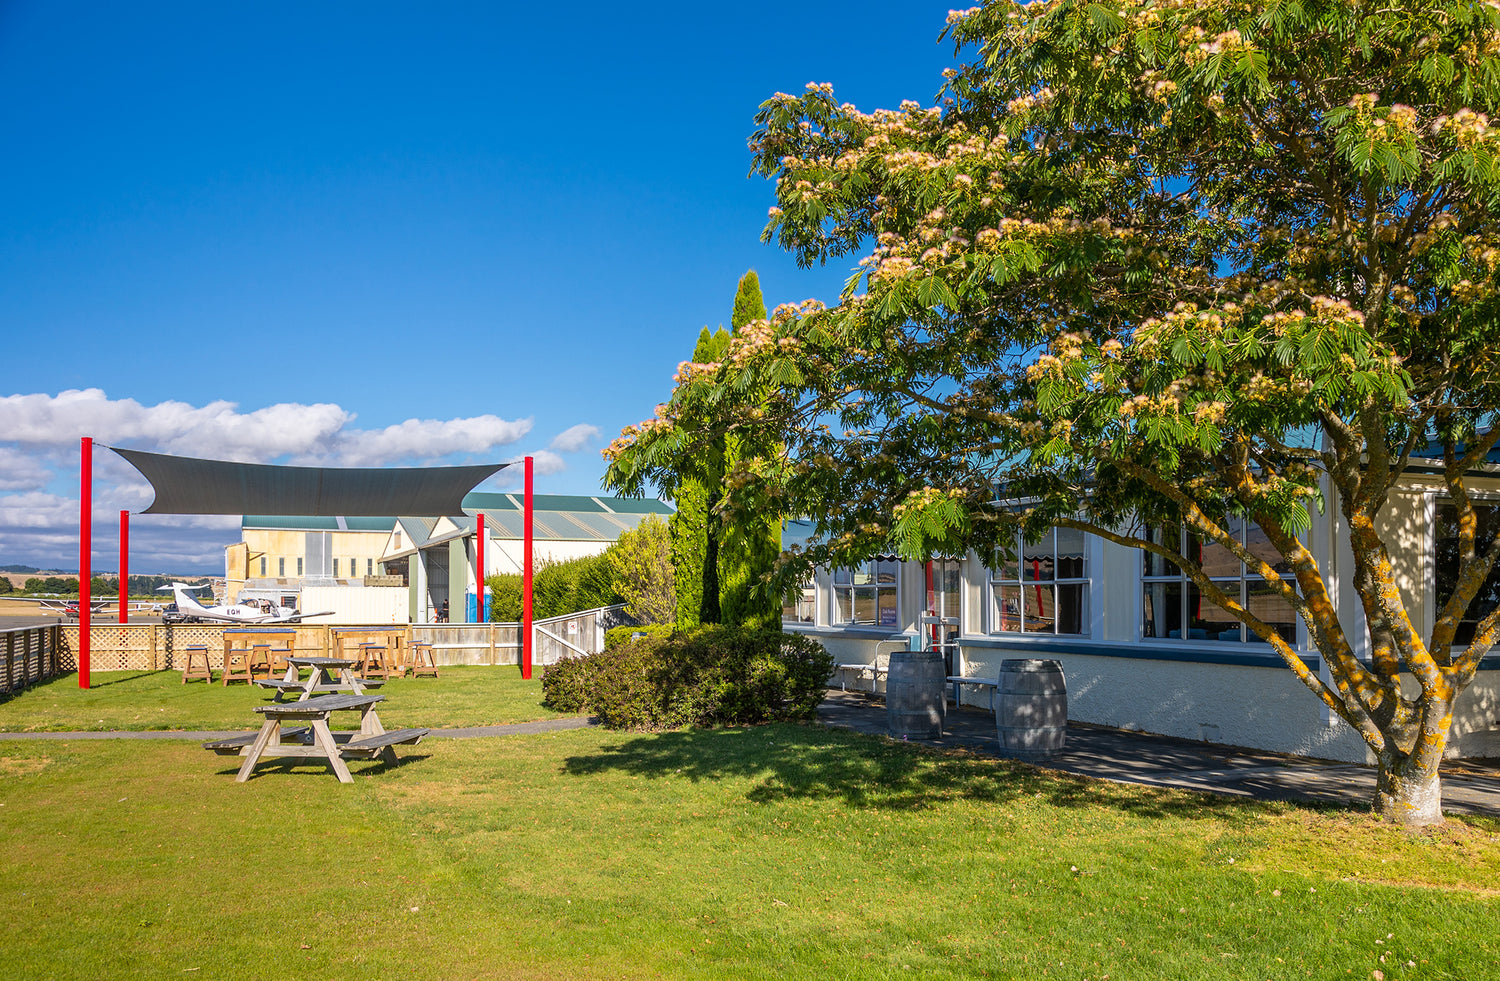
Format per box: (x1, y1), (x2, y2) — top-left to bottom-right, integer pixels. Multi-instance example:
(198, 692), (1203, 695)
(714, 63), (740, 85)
(300, 586), (409, 625)
(959, 644), (1371, 762)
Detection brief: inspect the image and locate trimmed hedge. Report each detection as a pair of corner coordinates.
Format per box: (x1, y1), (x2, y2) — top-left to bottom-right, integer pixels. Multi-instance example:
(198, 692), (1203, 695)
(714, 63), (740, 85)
(541, 627), (834, 731)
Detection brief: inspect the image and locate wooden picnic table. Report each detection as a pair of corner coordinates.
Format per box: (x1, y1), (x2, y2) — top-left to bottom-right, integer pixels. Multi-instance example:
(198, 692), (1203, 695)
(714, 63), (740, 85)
(253, 655), (383, 702)
(204, 691), (429, 784)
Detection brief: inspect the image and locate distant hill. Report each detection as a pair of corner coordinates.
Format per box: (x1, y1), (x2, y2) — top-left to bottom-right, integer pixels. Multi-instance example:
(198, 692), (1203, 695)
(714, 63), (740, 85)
(0, 564), (42, 573)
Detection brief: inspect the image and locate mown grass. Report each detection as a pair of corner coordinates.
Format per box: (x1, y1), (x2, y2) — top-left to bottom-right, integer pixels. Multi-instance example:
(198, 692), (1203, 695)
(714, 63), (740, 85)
(0, 667), (572, 731)
(1, 722), (1496, 980)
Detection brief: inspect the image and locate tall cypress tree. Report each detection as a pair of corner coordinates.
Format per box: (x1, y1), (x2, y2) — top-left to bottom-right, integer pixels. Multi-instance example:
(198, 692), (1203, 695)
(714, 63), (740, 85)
(669, 326), (729, 626)
(719, 271), (783, 629)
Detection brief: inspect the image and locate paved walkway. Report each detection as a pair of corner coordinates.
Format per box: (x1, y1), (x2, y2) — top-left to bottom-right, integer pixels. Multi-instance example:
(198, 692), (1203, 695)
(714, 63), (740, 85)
(818, 691), (1500, 817)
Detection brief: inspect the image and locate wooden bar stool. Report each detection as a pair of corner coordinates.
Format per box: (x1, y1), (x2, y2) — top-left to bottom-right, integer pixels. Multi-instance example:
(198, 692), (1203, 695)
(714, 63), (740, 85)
(181, 645), (213, 684)
(357, 643), (393, 681)
(247, 644), (274, 680)
(222, 647), (254, 686)
(265, 644), (294, 678)
(408, 640), (439, 679)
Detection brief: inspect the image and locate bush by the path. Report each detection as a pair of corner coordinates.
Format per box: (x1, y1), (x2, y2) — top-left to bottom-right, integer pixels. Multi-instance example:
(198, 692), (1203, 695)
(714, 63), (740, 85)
(541, 627), (833, 730)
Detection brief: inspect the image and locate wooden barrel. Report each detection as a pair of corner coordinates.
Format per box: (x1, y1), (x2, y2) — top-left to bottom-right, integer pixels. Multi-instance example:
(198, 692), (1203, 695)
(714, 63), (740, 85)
(887, 650), (946, 740)
(995, 658), (1067, 761)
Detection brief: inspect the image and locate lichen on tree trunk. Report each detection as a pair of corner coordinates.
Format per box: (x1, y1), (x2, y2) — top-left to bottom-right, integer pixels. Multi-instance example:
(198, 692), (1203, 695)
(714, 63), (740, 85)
(1372, 698), (1452, 827)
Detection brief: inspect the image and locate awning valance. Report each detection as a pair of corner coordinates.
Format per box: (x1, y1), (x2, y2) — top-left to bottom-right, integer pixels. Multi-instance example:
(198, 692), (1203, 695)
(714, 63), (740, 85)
(112, 447), (509, 516)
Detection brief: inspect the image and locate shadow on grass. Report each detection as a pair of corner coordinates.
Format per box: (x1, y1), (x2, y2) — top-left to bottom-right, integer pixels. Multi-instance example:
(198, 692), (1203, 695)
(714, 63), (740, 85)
(561, 722), (1282, 823)
(211, 752), (433, 781)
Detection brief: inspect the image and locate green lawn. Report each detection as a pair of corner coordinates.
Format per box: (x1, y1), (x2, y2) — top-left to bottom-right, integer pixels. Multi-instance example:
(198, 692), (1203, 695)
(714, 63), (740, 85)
(0, 667), (573, 731)
(1, 722), (1496, 980)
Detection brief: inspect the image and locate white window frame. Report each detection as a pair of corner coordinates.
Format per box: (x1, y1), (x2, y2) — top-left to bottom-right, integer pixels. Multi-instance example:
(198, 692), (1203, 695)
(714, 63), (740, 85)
(988, 527), (1091, 637)
(832, 558), (902, 628)
(1139, 520), (1298, 646)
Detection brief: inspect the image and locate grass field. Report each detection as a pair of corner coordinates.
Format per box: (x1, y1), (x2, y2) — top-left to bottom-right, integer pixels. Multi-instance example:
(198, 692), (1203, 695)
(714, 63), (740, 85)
(0, 668), (573, 731)
(1, 717), (1497, 980)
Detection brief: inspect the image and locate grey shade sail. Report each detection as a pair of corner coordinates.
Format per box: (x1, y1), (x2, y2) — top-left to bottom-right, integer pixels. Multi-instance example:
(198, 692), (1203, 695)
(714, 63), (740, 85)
(112, 447), (509, 516)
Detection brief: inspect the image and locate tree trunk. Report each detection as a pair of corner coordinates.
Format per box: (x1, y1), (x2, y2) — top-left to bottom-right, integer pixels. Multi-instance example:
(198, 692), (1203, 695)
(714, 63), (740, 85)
(1373, 699), (1451, 826)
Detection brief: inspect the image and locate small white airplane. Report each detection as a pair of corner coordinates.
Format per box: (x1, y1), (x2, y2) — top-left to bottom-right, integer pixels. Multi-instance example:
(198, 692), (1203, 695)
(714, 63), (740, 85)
(158, 583), (331, 625)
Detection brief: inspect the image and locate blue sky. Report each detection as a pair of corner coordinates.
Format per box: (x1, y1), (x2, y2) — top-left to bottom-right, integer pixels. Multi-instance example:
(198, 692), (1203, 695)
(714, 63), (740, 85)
(0, 1), (959, 571)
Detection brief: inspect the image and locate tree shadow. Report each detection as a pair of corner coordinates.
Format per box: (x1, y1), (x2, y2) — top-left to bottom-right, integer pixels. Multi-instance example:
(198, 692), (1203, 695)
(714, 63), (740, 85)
(212, 752), (431, 781)
(561, 722), (1290, 824)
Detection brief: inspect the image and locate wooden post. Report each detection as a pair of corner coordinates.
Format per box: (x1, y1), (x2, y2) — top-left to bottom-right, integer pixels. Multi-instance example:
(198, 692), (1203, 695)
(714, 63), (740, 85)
(79, 437), (91, 689)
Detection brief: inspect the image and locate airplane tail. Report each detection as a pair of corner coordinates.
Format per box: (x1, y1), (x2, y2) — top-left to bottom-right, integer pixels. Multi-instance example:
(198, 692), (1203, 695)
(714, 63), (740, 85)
(160, 582), (213, 616)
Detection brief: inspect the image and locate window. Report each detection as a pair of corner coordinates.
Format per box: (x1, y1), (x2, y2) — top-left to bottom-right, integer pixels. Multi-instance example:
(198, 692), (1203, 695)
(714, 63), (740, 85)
(259, 557), (266, 577)
(333, 559), (340, 577)
(367, 559), (373, 576)
(1141, 520), (1296, 644)
(781, 578), (816, 624)
(1434, 500), (1500, 646)
(833, 559), (900, 627)
(278, 558), (285, 577)
(991, 528), (1089, 635)
(296, 557), (303, 577)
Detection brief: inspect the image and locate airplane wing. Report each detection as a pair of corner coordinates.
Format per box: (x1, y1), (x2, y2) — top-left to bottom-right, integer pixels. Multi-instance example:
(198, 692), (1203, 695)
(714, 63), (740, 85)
(172, 608), (276, 624)
(268, 610), (336, 623)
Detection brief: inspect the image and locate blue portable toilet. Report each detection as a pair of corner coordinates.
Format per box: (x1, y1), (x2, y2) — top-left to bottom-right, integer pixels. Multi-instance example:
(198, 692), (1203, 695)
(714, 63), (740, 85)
(464, 586), (493, 623)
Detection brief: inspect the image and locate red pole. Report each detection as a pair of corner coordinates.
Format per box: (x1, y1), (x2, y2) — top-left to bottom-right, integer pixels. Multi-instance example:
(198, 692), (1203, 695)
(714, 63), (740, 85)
(476, 512), (486, 624)
(118, 510), (129, 624)
(79, 437), (91, 689)
(522, 456), (533, 679)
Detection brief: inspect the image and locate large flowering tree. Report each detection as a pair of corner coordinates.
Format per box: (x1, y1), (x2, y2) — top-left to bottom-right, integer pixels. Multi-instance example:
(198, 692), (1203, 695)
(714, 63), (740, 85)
(605, 0), (1500, 825)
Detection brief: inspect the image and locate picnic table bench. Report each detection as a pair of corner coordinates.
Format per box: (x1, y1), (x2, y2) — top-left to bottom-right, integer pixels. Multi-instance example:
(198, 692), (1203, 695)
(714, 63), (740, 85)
(207, 691), (429, 784)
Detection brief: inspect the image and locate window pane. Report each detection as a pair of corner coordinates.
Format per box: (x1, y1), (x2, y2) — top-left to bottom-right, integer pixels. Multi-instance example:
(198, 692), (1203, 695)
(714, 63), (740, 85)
(1056, 583), (1087, 635)
(1143, 524), (1181, 577)
(874, 558), (901, 585)
(1244, 521), (1290, 575)
(1055, 526), (1087, 579)
(851, 565), (874, 586)
(936, 561), (961, 619)
(1246, 580), (1297, 645)
(1187, 531), (1240, 579)
(854, 588), (877, 624)
(1023, 530), (1055, 581)
(1023, 583), (1055, 632)
(994, 584), (1022, 632)
(833, 568), (852, 586)
(878, 588), (899, 627)
(1188, 582), (1242, 641)
(993, 541), (1019, 582)
(1142, 580), (1182, 639)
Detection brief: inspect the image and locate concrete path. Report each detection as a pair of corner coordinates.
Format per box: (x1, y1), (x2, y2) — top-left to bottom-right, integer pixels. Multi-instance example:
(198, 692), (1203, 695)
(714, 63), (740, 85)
(818, 691), (1500, 818)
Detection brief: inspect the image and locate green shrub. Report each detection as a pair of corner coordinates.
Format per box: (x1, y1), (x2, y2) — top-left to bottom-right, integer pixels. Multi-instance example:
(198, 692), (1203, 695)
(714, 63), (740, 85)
(603, 623), (676, 651)
(540, 655), (596, 713)
(487, 553), (623, 623)
(580, 627), (834, 731)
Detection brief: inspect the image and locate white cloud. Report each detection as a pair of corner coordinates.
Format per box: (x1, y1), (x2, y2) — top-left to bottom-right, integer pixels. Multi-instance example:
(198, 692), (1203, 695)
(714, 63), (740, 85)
(0, 390), (533, 466)
(0, 447), (51, 491)
(0, 390), (586, 571)
(548, 424), (600, 453)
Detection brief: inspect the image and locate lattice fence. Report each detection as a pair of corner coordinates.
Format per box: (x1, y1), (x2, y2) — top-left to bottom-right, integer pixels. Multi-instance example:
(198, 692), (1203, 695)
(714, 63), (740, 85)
(1, 625), (64, 694)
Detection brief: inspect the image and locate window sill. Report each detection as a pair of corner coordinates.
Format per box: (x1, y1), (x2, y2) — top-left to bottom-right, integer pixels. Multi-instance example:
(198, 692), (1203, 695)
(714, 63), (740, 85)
(958, 635), (1318, 671)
